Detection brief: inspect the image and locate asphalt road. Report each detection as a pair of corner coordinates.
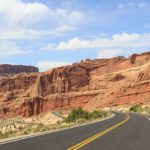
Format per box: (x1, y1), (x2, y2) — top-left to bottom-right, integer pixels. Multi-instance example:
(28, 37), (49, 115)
(0, 113), (149, 150)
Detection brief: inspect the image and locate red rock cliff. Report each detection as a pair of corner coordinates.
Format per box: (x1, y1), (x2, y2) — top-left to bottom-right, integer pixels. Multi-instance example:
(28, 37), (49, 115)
(0, 64), (39, 76)
(0, 52), (150, 118)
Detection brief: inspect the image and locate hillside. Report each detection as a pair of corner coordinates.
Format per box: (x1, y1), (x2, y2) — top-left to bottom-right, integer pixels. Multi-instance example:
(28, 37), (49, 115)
(0, 64), (39, 76)
(0, 52), (150, 118)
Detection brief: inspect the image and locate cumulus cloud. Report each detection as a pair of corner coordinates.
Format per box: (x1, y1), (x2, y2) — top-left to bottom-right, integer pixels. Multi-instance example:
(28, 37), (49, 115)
(44, 33), (150, 51)
(0, 25), (75, 40)
(0, 41), (31, 57)
(37, 60), (71, 71)
(0, 0), (82, 40)
(0, 0), (49, 24)
(0, 0), (83, 25)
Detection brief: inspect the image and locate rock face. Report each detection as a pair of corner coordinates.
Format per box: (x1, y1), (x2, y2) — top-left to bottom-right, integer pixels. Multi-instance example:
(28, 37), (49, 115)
(0, 52), (150, 118)
(0, 64), (39, 75)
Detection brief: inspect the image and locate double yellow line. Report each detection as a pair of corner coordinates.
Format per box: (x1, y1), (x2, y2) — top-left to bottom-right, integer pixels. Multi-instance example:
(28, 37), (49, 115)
(68, 114), (129, 150)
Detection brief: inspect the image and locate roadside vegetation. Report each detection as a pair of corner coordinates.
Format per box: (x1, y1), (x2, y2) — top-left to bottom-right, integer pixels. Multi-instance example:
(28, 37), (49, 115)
(0, 108), (110, 140)
(66, 107), (108, 123)
(0, 119), (67, 139)
(130, 104), (142, 112)
(130, 104), (150, 115)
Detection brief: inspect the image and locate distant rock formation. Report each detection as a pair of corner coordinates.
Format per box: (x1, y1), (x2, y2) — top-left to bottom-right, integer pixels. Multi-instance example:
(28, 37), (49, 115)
(0, 52), (150, 118)
(0, 64), (39, 75)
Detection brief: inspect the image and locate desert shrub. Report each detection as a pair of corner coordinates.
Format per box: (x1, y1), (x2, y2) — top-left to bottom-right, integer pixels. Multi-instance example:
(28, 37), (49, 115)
(65, 107), (90, 122)
(66, 108), (108, 122)
(40, 125), (50, 132)
(91, 110), (108, 119)
(18, 126), (24, 131)
(33, 124), (50, 133)
(130, 105), (142, 112)
(0, 131), (12, 139)
(57, 120), (61, 124)
(22, 127), (32, 135)
(23, 130), (29, 135)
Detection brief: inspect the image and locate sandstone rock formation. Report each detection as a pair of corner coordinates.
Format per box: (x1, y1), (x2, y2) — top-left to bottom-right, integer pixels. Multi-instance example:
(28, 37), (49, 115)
(0, 64), (39, 76)
(0, 52), (150, 118)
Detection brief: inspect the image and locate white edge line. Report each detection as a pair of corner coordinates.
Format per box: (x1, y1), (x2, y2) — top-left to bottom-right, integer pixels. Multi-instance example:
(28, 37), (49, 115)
(133, 113), (150, 121)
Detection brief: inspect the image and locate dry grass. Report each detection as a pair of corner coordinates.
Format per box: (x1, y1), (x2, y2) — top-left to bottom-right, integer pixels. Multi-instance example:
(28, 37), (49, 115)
(0, 110), (111, 140)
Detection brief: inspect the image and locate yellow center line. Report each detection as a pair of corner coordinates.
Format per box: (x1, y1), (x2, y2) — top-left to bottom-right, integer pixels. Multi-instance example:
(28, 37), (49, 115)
(67, 114), (129, 150)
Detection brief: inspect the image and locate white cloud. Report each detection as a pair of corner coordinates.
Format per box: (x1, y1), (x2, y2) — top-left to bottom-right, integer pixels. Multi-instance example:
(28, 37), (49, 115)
(56, 8), (83, 22)
(37, 60), (71, 71)
(0, 0), (83, 25)
(97, 50), (124, 58)
(112, 33), (140, 42)
(0, 0), (49, 24)
(0, 0), (83, 40)
(45, 33), (150, 51)
(0, 41), (31, 57)
(0, 25), (75, 40)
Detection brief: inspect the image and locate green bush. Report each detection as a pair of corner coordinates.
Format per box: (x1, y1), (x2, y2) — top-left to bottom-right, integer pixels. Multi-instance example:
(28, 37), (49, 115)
(66, 108), (108, 122)
(130, 105), (142, 112)
(91, 110), (108, 119)
(66, 107), (90, 122)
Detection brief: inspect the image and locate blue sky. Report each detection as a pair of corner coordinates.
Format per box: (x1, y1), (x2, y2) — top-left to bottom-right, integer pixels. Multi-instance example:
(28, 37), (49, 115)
(0, 0), (150, 71)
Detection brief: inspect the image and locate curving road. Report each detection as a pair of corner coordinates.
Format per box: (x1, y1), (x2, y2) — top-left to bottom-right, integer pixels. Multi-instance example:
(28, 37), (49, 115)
(0, 113), (150, 150)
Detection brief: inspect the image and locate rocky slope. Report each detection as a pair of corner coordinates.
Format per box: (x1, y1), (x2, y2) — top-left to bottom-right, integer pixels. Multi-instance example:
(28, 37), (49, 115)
(0, 64), (39, 76)
(0, 52), (150, 118)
